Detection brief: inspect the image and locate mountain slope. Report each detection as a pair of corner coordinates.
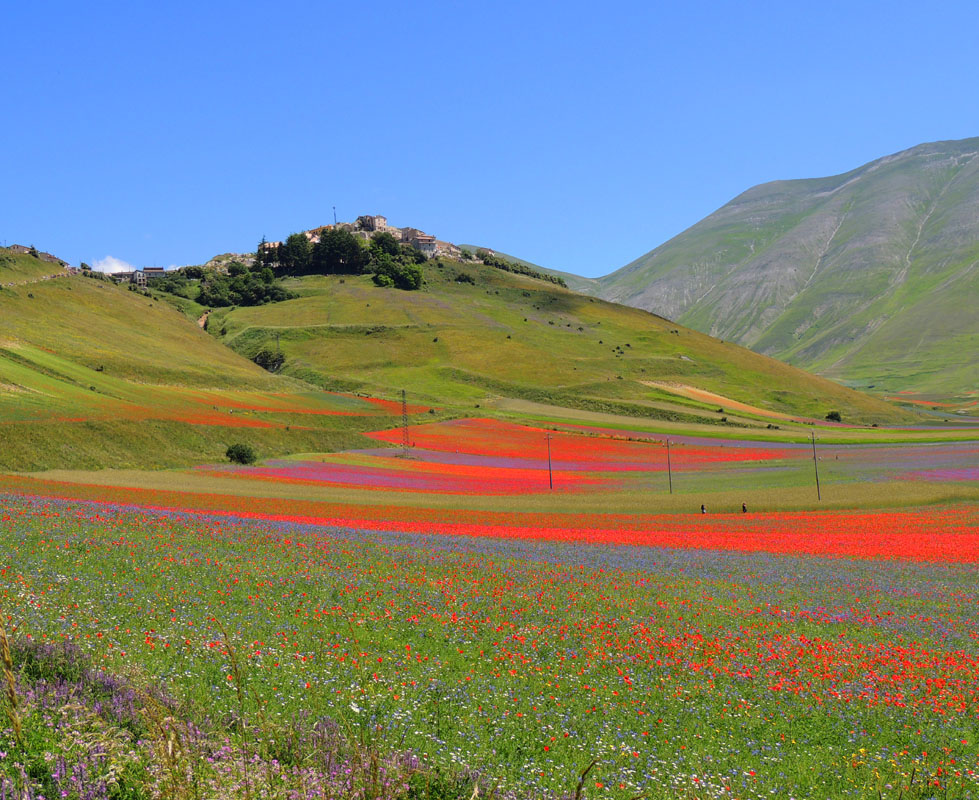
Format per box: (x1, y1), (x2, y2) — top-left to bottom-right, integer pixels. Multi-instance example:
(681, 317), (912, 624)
(594, 137), (979, 405)
(208, 258), (910, 426)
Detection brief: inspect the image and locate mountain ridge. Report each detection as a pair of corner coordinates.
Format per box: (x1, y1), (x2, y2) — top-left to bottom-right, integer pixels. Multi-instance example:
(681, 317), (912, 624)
(578, 137), (979, 407)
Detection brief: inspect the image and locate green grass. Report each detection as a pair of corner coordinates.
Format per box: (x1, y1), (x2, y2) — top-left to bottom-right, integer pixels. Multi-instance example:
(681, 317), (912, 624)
(3, 495), (978, 799)
(0, 248), (948, 478)
(0, 248), (68, 283)
(0, 254), (426, 470)
(209, 263), (912, 427)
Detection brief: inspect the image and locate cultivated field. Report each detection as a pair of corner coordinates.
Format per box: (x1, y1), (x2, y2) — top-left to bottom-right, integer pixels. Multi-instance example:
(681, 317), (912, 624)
(2, 413), (978, 798)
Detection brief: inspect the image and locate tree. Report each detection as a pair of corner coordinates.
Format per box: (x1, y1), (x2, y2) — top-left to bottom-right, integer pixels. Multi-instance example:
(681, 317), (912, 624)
(226, 443), (257, 464)
(825, 410), (842, 422)
(257, 235), (275, 269)
(279, 233), (312, 275)
(400, 243), (427, 264)
(312, 228), (369, 274)
(371, 254), (422, 290)
(370, 231), (401, 257)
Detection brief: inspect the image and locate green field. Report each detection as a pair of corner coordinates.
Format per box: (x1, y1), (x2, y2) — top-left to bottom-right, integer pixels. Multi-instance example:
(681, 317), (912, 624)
(209, 262), (911, 426)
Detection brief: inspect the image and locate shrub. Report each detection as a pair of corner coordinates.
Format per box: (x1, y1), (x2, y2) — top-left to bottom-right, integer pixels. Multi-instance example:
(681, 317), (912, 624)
(226, 443), (256, 465)
(825, 410), (842, 422)
(371, 256), (422, 290)
(253, 348), (285, 372)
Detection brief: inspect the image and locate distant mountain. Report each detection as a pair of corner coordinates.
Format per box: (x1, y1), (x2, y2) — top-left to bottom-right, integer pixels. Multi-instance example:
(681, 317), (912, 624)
(592, 138), (979, 405)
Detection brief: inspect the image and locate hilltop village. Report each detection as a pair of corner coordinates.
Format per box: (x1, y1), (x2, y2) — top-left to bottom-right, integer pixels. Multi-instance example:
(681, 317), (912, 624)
(267, 214), (468, 262)
(6, 215), (486, 286)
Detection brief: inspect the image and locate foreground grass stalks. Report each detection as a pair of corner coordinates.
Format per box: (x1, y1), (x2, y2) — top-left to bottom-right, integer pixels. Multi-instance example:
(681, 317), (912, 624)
(0, 612), (23, 747)
(0, 637), (500, 799)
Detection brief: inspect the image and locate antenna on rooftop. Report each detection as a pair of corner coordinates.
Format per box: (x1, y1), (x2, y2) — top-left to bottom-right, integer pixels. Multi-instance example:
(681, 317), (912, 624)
(401, 389), (410, 458)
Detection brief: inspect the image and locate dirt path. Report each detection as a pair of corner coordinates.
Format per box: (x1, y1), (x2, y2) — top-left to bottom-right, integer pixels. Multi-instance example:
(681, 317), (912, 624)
(198, 311), (210, 328)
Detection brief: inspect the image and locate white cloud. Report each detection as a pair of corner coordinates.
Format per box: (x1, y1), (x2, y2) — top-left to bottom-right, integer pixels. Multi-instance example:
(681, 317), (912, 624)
(91, 255), (135, 273)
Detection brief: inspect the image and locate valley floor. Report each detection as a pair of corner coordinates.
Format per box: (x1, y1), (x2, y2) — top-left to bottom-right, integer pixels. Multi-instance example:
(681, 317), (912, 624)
(2, 405), (977, 798)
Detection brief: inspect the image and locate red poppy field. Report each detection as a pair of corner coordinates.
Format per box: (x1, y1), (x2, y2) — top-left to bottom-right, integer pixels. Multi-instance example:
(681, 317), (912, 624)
(2, 492), (979, 799)
(1, 416), (978, 798)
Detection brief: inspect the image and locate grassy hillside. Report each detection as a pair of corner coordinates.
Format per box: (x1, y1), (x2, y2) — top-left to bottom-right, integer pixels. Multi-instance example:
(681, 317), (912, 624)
(591, 137), (979, 409)
(208, 258), (910, 427)
(459, 245), (600, 294)
(0, 249), (407, 470)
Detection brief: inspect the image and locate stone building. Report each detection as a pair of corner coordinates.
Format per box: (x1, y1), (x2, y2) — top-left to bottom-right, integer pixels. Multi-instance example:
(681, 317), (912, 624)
(356, 215), (389, 233)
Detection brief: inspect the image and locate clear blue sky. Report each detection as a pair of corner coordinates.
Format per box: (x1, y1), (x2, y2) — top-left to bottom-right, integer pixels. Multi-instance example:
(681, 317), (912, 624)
(3, 0), (978, 277)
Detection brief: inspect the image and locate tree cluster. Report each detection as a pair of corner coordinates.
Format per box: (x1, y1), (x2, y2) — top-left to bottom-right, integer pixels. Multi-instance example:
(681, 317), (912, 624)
(263, 228), (424, 290)
(196, 260), (292, 307)
(253, 348), (285, 372)
(147, 271), (194, 297)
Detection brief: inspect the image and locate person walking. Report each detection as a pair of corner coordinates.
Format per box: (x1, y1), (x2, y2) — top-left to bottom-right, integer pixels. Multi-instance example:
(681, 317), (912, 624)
(742, 502), (747, 513)
(700, 504), (706, 514)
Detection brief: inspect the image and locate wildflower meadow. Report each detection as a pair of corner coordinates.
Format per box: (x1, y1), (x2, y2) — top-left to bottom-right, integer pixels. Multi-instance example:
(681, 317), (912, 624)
(2, 489), (979, 798)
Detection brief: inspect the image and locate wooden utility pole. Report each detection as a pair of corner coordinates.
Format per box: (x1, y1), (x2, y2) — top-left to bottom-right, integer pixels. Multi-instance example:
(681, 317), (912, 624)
(666, 438), (673, 494)
(401, 389), (410, 458)
(811, 430), (821, 500)
(546, 432), (553, 491)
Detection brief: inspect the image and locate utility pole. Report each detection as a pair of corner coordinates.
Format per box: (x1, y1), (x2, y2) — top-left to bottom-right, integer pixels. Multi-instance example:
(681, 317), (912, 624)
(546, 432), (553, 491)
(666, 438), (673, 494)
(811, 430), (821, 501)
(401, 389), (410, 458)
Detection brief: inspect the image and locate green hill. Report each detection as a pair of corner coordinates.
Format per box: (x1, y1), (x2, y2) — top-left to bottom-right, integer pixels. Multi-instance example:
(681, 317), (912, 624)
(590, 137), (979, 409)
(0, 249), (402, 471)
(208, 257), (909, 426)
(459, 245), (600, 294)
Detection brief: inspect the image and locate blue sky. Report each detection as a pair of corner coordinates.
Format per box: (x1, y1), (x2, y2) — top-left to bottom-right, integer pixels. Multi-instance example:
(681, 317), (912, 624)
(3, 0), (979, 277)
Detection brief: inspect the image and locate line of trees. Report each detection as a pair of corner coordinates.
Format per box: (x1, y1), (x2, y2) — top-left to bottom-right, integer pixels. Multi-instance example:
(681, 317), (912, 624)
(474, 249), (567, 287)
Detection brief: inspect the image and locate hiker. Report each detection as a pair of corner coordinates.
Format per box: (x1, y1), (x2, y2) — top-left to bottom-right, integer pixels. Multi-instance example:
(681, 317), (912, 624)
(700, 504), (706, 514)
(742, 502), (747, 513)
